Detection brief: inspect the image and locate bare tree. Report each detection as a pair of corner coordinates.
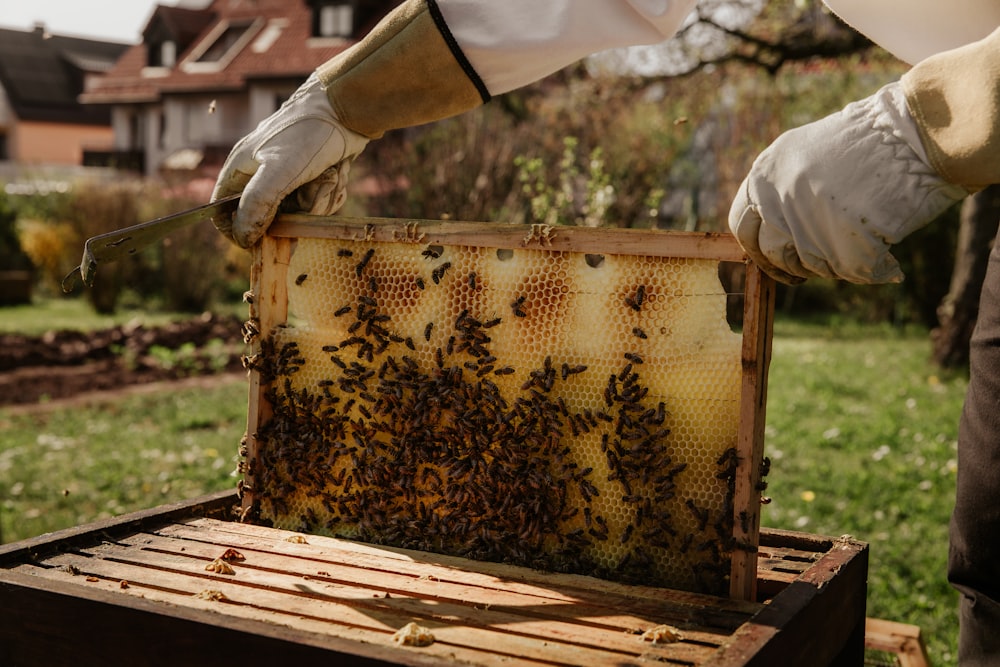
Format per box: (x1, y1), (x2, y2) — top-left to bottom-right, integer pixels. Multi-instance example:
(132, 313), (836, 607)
(932, 187), (1000, 369)
(587, 0), (873, 78)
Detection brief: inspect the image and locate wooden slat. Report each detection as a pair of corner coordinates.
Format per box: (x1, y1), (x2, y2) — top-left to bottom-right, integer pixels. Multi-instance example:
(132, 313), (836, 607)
(864, 618), (931, 667)
(268, 215), (748, 261)
(243, 235), (291, 518)
(729, 263), (777, 601)
(105, 527), (744, 643)
(166, 518), (763, 622)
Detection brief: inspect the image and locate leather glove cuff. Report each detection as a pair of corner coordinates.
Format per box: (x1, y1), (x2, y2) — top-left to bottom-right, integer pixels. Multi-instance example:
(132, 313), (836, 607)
(316, 0), (489, 139)
(903, 26), (1000, 191)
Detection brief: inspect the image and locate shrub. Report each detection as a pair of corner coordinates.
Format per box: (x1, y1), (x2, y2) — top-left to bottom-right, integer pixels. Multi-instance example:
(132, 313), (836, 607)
(16, 218), (76, 296)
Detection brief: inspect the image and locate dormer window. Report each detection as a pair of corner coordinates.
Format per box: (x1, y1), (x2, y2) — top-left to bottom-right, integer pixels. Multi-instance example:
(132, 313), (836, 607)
(314, 2), (355, 38)
(182, 19), (261, 72)
(148, 40), (176, 68)
(195, 20), (255, 63)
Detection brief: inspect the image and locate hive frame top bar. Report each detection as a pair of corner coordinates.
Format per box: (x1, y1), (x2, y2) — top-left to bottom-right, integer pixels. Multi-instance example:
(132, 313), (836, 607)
(269, 215), (747, 262)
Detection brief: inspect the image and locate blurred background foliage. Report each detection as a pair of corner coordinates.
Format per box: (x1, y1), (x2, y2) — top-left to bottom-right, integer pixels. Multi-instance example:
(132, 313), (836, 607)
(0, 0), (968, 339)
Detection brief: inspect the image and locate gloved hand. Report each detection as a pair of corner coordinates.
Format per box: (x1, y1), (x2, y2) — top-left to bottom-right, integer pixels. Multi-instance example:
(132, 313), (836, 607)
(212, 73), (369, 248)
(212, 0), (487, 249)
(728, 82), (968, 284)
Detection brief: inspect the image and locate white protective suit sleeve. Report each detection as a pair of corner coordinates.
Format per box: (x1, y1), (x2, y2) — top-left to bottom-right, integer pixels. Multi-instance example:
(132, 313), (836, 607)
(823, 0), (1000, 65)
(435, 0), (698, 95)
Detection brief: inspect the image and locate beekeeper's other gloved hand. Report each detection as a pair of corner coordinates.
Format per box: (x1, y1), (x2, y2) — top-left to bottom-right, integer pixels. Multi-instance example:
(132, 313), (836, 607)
(728, 82), (967, 284)
(729, 24), (1000, 285)
(212, 0), (486, 248)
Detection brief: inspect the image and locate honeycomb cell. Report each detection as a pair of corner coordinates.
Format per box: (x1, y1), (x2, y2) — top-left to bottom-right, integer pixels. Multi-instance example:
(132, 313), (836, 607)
(245, 236), (748, 595)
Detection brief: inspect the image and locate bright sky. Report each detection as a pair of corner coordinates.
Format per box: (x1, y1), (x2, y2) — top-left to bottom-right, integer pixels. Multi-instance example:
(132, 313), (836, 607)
(0, 1), (184, 43)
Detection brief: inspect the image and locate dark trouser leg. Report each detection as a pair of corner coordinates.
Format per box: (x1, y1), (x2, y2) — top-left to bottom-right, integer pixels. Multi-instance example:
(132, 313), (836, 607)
(952, 240), (1000, 665)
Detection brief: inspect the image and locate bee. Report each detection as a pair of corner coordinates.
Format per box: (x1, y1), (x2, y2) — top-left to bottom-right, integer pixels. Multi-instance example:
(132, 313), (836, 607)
(337, 248), (354, 257)
(483, 317), (501, 329)
(685, 499), (709, 531)
(415, 276), (425, 290)
(355, 248), (375, 276)
(468, 272), (477, 290)
(242, 290), (255, 305)
(295, 273), (308, 285)
(421, 247), (441, 260)
(424, 322), (434, 341)
(632, 326), (647, 339)
(431, 262), (452, 284)
(624, 352), (644, 365)
(334, 305), (352, 317)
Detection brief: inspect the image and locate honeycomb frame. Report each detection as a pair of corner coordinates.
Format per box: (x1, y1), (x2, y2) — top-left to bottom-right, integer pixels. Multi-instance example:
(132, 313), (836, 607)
(239, 214), (775, 601)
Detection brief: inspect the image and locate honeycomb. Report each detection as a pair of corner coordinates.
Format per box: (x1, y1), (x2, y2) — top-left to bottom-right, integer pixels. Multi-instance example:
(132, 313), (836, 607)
(243, 233), (747, 595)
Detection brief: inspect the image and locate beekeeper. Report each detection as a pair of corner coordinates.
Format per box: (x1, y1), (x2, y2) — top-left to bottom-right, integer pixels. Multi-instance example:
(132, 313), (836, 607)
(212, 1), (1000, 662)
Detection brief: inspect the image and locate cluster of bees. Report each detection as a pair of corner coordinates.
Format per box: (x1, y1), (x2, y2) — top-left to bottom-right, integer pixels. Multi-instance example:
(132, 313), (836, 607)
(239, 238), (751, 595)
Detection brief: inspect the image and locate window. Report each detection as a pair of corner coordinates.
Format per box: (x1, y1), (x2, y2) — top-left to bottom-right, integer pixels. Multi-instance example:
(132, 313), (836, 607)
(161, 41), (177, 67)
(315, 2), (354, 38)
(147, 40), (176, 68)
(195, 21), (254, 63)
(182, 19), (260, 73)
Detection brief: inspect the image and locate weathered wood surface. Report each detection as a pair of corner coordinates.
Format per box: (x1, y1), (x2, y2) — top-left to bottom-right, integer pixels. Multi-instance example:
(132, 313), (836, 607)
(0, 493), (867, 667)
(268, 215), (748, 261)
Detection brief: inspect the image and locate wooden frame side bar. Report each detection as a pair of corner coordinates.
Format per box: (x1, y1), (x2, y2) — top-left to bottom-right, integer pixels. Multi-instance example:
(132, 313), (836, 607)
(729, 263), (777, 601)
(244, 236), (292, 518)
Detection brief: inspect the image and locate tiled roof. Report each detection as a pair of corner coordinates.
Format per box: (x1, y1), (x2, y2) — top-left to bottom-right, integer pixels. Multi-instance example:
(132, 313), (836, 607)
(0, 26), (129, 124)
(82, 0), (402, 104)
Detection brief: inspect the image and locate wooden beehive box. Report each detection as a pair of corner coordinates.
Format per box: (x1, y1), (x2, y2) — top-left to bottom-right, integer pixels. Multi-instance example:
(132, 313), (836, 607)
(239, 215), (775, 601)
(0, 490), (869, 667)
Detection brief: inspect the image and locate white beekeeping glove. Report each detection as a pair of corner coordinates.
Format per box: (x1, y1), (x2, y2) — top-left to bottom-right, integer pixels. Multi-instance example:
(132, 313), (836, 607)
(213, 0), (486, 248)
(211, 74), (368, 248)
(728, 82), (967, 284)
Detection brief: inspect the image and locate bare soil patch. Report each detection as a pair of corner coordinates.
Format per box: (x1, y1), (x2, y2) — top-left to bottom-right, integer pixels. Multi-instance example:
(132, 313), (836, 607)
(0, 313), (246, 408)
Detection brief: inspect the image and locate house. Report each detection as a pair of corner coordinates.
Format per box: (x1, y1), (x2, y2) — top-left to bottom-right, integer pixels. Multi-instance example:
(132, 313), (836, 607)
(0, 24), (129, 166)
(81, 0), (403, 177)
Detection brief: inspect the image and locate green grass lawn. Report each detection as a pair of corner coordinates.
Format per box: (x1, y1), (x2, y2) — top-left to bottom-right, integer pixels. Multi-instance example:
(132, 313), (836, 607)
(764, 318), (965, 666)
(0, 316), (964, 664)
(0, 296), (246, 335)
(0, 380), (248, 543)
